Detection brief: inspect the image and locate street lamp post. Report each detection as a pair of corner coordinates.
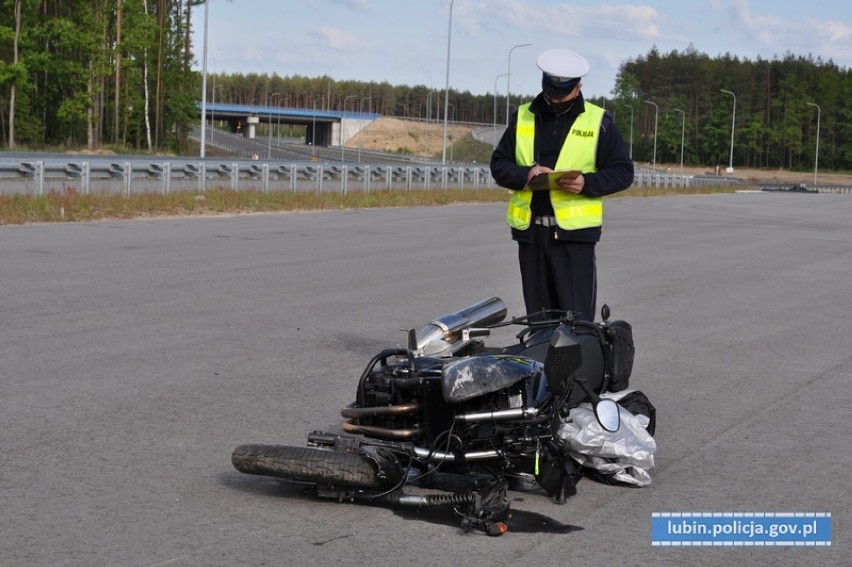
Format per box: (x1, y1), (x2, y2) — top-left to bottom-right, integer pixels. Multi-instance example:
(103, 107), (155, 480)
(425, 90), (437, 161)
(807, 102), (821, 185)
(210, 79), (218, 138)
(426, 90), (438, 122)
(358, 96), (371, 163)
(267, 92), (281, 159)
(673, 108), (685, 175)
(720, 89), (736, 173)
(311, 96), (322, 157)
(506, 43), (532, 126)
(199, 0), (210, 157)
(277, 95), (284, 146)
(493, 73), (510, 148)
(441, 0), (455, 164)
(341, 95), (357, 163)
(645, 100), (658, 169)
(620, 103), (634, 159)
(446, 102), (455, 161)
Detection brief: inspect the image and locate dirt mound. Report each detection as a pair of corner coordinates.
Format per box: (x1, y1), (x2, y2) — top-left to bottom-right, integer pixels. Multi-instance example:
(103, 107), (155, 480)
(345, 117), (474, 158)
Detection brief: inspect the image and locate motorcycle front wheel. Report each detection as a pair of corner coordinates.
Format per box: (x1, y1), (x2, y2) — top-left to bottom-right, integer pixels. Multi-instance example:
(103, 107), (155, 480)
(231, 444), (390, 489)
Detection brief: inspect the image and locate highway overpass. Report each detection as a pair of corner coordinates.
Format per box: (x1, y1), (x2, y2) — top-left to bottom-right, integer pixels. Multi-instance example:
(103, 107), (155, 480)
(199, 102), (379, 147)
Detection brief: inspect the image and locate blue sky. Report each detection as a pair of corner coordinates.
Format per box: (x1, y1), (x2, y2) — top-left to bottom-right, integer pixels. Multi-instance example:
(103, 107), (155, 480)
(195, 0), (852, 100)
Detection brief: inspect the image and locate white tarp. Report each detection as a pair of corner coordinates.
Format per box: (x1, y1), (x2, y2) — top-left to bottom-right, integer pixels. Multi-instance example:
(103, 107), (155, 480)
(556, 390), (657, 487)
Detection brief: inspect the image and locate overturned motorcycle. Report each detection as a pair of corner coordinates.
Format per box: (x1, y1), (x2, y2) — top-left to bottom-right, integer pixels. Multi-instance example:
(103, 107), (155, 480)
(232, 297), (656, 536)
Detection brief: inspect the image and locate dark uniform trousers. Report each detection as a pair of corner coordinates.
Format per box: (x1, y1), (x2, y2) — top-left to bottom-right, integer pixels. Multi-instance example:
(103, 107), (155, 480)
(517, 219), (597, 322)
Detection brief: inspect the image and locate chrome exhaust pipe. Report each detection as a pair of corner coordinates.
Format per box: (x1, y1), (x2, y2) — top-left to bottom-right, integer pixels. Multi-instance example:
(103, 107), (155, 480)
(413, 447), (501, 462)
(455, 406), (541, 423)
(414, 297), (507, 357)
(341, 402), (418, 419)
(342, 420), (420, 440)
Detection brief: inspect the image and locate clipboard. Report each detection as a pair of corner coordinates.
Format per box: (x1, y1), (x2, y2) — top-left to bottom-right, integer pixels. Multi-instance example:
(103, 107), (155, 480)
(526, 169), (582, 191)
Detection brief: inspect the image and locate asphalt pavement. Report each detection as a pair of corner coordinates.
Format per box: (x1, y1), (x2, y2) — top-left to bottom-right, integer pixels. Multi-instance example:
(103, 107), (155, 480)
(1, 193), (849, 566)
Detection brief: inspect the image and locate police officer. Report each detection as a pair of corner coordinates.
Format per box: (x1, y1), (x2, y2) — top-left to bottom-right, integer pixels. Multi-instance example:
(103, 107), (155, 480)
(491, 48), (633, 322)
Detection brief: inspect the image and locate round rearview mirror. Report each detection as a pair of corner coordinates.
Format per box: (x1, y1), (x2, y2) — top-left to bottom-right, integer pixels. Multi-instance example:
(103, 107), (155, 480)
(594, 399), (621, 432)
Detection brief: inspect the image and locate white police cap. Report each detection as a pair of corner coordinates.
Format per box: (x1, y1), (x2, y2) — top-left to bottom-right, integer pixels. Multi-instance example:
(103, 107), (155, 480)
(536, 48), (590, 83)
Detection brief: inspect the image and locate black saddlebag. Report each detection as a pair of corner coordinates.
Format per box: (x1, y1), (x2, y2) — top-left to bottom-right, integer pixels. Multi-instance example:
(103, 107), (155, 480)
(606, 320), (634, 392)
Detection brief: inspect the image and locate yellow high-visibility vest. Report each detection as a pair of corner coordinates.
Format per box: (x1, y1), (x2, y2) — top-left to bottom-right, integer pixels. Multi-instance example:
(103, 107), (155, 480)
(506, 102), (605, 231)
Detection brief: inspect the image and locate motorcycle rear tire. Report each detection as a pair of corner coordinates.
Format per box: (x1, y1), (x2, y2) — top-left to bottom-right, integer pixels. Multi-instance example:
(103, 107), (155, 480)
(231, 444), (389, 489)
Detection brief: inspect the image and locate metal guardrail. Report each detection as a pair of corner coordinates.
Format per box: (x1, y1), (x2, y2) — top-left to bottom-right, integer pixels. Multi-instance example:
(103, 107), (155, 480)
(2, 156), (848, 197)
(0, 157), (498, 196)
(758, 182), (852, 195)
(632, 166), (852, 193)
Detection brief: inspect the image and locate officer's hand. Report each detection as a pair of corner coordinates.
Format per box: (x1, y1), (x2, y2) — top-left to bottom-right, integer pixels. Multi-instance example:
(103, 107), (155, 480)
(557, 173), (584, 194)
(527, 165), (553, 183)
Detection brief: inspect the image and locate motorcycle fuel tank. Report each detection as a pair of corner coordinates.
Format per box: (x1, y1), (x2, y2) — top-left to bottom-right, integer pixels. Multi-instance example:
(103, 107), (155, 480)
(441, 355), (542, 404)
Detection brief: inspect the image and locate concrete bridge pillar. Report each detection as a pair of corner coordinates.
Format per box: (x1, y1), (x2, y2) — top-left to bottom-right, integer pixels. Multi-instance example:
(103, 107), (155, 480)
(246, 116), (259, 139)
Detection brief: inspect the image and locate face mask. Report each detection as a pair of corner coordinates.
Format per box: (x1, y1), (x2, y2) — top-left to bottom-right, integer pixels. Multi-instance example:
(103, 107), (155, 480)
(544, 96), (574, 115)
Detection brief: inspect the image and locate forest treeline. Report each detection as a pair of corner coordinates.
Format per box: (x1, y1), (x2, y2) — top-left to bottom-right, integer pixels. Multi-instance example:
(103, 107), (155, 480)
(1, 0), (203, 154)
(2, 1), (850, 171)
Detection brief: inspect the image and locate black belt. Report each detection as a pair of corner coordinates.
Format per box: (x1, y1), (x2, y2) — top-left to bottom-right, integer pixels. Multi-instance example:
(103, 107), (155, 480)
(534, 215), (557, 227)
